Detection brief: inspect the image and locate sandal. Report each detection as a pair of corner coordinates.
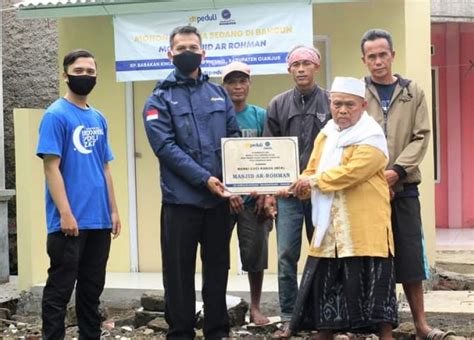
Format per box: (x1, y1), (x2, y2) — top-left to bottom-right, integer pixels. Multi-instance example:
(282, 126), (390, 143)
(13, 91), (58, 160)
(272, 321), (291, 338)
(424, 328), (456, 340)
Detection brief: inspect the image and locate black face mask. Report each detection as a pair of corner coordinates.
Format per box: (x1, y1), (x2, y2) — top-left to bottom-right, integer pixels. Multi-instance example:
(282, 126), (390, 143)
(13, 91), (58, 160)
(172, 50), (202, 74)
(66, 74), (97, 96)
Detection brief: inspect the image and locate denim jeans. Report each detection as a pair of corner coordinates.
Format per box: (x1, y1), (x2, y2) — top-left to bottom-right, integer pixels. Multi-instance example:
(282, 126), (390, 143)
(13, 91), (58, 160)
(276, 197), (313, 320)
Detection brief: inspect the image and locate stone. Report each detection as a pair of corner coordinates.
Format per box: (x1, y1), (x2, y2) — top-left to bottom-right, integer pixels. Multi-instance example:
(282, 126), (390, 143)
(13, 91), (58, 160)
(147, 317), (168, 332)
(135, 309), (164, 328)
(99, 304), (108, 321)
(143, 328), (154, 335)
(0, 308), (11, 320)
(109, 311), (136, 327)
(65, 304), (77, 326)
(103, 320), (115, 330)
(246, 321), (279, 334)
(16, 322), (26, 329)
(25, 336), (41, 340)
(195, 329), (204, 338)
(393, 321), (416, 338)
(227, 299), (248, 327)
(65, 325), (79, 338)
(64, 302), (107, 327)
(140, 293), (165, 312)
(195, 311), (203, 330)
(11, 314), (40, 325)
(15, 291), (42, 316)
(432, 270), (473, 290)
(231, 329), (253, 337)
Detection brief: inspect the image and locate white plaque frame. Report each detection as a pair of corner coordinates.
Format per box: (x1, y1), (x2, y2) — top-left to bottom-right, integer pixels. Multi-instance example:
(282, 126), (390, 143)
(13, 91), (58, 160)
(221, 137), (300, 194)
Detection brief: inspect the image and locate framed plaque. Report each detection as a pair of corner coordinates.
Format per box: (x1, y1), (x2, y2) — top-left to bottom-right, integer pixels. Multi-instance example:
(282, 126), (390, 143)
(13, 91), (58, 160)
(221, 137), (300, 194)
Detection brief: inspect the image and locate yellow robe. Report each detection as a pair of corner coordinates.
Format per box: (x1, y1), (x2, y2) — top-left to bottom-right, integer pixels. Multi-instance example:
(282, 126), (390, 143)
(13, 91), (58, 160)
(302, 133), (395, 258)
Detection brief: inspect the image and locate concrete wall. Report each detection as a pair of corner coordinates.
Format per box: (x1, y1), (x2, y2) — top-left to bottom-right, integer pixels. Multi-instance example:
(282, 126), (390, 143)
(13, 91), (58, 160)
(431, 0), (474, 22)
(2, 0), (58, 274)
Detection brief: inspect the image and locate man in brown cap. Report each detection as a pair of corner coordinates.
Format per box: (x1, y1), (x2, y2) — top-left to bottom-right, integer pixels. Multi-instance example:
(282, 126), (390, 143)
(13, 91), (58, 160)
(222, 61), (272, 325)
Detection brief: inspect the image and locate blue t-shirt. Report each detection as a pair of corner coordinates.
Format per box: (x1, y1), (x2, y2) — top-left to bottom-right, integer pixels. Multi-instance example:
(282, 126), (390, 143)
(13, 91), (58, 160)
(236, 104), (266, 206)
(374, 80), (397, 135)
(36, 98), (114, 233)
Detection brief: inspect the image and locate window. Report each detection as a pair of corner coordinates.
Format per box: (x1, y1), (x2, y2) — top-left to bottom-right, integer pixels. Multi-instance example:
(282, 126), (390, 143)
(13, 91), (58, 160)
(432, 67), (440, 183)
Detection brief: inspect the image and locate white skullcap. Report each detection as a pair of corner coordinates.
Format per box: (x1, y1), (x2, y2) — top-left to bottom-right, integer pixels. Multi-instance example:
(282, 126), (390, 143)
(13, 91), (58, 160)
(330, 77), (366, 98)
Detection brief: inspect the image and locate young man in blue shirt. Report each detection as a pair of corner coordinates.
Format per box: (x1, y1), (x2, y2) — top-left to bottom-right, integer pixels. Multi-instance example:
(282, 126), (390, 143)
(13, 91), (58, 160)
(37, 49), (121, 340)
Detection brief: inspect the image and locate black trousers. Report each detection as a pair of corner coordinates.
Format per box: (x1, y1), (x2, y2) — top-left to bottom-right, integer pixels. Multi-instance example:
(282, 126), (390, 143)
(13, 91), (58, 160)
(42, 229), (111, 340)
(161, 202), (232, 340)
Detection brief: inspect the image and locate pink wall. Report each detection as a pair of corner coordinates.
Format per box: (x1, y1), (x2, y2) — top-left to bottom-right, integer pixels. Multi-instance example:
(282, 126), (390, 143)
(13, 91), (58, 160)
(431, 24), (448, 228)
(432, 22), (474, 228)
(460, 24), (474, 227)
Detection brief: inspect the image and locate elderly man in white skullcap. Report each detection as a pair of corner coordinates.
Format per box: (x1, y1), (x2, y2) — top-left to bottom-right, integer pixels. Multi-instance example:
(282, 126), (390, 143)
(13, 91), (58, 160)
(280, 77), (397, 339)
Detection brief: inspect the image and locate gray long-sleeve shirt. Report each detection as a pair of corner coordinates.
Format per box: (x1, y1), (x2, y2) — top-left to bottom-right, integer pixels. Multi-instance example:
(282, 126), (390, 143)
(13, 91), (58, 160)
(263, 85), (331, 171)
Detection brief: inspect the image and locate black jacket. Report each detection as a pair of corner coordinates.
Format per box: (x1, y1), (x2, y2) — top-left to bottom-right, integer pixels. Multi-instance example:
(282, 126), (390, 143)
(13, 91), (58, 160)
(263, 85), (331, 170)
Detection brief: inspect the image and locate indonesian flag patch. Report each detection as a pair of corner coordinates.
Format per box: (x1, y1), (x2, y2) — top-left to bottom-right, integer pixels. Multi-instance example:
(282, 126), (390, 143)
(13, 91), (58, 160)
(146, 108), (159, 121)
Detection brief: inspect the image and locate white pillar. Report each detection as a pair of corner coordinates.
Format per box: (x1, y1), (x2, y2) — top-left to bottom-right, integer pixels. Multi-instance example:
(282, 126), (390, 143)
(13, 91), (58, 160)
(125, 82), (138, 272)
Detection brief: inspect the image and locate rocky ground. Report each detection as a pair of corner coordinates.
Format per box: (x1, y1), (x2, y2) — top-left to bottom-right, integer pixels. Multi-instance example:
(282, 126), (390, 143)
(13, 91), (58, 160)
(1, 291), (472, 339)
(1, 252), (473, 339)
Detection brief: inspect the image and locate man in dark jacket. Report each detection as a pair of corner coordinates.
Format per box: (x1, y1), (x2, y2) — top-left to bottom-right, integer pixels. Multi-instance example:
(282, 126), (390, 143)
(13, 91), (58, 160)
(142, 25), (240, 340)
(263, 45), (331, 332)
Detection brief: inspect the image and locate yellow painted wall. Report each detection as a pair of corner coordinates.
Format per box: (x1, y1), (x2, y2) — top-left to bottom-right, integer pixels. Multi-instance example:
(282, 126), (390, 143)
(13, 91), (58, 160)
(132, 81), (162, 272)
(14, 109), (49, 290)
(315, 0), (407, 81)
(16, 0), (434, 288)
(15, 17), (131, 289)
(58, 16), (131, 272)
(321, 0), (434, 264)
(403, 0), (436, 264)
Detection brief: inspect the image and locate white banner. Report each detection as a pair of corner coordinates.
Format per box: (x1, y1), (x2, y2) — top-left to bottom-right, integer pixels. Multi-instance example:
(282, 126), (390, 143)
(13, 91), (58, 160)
(113, 3), (313, 82)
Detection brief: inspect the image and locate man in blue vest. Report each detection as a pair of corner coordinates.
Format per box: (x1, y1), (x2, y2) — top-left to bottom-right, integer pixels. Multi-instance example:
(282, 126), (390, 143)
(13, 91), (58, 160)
(143, 25), (241, 340)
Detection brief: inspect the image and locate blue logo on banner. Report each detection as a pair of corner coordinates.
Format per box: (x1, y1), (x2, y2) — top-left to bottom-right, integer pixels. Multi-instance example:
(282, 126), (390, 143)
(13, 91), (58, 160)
(221, 9), (231, 20)
(219, 8), (235, 25)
